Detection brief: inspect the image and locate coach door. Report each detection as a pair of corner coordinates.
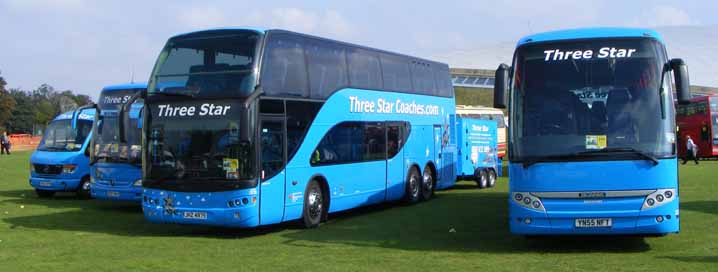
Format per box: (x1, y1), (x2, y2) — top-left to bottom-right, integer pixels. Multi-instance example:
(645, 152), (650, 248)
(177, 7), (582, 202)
(386, 122), (406, 201)
(259, 116), (286, 225)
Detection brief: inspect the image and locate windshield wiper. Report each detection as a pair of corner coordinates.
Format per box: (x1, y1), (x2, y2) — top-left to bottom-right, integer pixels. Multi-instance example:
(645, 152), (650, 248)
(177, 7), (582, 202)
(578, 147), (659, 166)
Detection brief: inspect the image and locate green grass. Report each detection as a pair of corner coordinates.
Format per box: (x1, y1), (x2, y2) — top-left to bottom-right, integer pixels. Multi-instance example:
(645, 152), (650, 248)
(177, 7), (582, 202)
(1, 151), (717, 271)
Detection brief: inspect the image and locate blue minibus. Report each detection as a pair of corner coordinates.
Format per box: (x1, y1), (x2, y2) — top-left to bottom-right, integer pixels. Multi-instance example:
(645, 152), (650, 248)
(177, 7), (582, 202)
(494, 28), (691, 235)
(30, 108), (96, 198)
(90, 83), (146, 201)
(122, 28), (457, 228)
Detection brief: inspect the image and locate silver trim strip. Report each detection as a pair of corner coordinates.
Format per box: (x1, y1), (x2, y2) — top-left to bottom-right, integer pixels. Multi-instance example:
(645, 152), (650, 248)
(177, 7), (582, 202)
(531, 190), (657, 199)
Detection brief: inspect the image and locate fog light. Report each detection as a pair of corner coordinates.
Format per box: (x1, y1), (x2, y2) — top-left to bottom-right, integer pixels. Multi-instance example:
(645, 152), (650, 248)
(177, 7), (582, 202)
(656, 194), (664, 202)
(523, 197), (532, 205)
(647, 198), (655, 206)
(233, 212), (241, 219)
(514, 193), (524, 201)
(664, 191), (673, 198)
(234, 199), (241, 206)
(656, 216), (664, 223)
(532, 201), (541, 209)
(524, 217), (532, 224)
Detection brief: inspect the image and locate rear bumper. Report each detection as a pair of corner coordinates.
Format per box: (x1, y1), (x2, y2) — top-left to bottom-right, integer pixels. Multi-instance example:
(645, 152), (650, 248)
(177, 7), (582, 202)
(29, 177), (81, 191)
(509, 198), (680, 235)
(91, 182), (142, 202)
(141, 189), (260, 228)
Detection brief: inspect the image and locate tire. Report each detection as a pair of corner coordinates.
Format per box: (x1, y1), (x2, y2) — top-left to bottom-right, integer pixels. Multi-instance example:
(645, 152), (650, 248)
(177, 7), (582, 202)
(420, 166), (435, 201)
(403, 167), (421, 204)
(77, 177), (92, 200)
(302, 180), (324, 228)
(487, 169), (497, 188)
(36, 189), (55, 198)
(475, 169), (488, 189)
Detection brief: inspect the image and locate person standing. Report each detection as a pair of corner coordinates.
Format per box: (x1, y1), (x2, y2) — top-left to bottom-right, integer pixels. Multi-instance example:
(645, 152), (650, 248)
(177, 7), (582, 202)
(682, 135), (698, 165)
(0, 132), (10, 155)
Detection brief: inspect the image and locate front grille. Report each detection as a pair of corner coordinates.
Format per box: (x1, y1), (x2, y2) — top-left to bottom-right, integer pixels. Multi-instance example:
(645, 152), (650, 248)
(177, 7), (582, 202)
(34, 164), (63, 175)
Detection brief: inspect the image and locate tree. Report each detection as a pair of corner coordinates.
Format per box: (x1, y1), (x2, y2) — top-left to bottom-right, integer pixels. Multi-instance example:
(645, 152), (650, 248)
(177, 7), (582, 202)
(0, 72), (17, 133)
(8, 89), (34, 133)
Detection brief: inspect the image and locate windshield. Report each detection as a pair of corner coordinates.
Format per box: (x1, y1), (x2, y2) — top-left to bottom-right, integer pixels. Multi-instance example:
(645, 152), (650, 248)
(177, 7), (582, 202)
(510, 38), (675, 161)
(93, 113), (142, 163)
(144, 100), (256, 191)
(148, 31), (260, 98)
(38, 119), (93, 152)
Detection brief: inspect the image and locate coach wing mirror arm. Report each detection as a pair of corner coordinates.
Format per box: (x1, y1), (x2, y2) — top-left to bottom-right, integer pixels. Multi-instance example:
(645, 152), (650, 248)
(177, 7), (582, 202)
(119, 91), (146, 144)
(671, 58), (691, 105)
(493, 63), (510, 109)
(72, 103), (97, 129)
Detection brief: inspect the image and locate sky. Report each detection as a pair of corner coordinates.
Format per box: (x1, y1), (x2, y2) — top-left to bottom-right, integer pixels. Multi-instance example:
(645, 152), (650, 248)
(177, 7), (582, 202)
(1, 0), (717, 100)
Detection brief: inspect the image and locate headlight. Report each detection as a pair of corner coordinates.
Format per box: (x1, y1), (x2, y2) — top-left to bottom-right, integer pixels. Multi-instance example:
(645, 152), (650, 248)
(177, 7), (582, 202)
(512, 192), (545, 211)
(642, 189), (677, 210)
(62, 164), (77, 174)
(133, 179), (142, 186)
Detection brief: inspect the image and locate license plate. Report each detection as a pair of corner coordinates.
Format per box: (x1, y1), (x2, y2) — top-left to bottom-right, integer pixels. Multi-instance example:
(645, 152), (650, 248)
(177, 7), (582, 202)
(39, 181), (52, 187)
(575, 218), (612, 228)
(107, 191), (121, 197)
(183, 211), (207, 220)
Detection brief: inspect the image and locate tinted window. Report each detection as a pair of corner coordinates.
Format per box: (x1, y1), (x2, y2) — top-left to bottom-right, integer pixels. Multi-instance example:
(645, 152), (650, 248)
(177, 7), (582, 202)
(387, 122), (410, 158)
(261, 120), (284, 180)
(306, 40), (348, 98)
(311, 122), (363, 165)
(286, 100), (323, 161)
(410, 61), (436, 95)
(433, 65), (453, 97)
(347, 48), (382, 90)
(381, 55), (412, 91)
(262, 34), (309, 97)
(363, 123), (385, 160)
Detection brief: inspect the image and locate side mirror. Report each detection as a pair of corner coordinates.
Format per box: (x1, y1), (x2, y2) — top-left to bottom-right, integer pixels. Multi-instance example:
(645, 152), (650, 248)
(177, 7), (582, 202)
(494, 64), (510, 109)
(670, 58), (691, 105)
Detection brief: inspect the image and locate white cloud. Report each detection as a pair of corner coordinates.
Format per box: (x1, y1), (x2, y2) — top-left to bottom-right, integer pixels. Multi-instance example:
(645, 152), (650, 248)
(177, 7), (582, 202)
(631, 6), (699, 27)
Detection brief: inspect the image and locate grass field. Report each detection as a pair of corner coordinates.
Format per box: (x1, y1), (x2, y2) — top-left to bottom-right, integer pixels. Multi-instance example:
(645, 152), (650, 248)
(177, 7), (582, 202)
(1, 151), (716, 271)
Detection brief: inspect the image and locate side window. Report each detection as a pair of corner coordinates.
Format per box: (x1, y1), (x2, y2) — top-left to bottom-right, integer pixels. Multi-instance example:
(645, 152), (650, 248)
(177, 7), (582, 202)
(260, 120), (284, 180)
(261, 34), (309, 97)
(380, 54), (412, 92)
(311, 122), (361, 166)
(305, 40), (348, 99)
(410, 61), (436, 95)
(286, 100), (323, 161)
(387, 122), (410, 158)
(363, 123), (385, 161)
(433, 65), (453, 97)
(347, 48), (382, 90)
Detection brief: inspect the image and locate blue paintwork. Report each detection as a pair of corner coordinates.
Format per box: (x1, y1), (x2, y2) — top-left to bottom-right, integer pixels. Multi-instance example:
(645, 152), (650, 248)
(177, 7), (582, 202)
(517, 27), (663, 47)
(142, 88), (457, 227)
(455, 118), (500, 178)
(29, 109), (95, 192)
(508, 28), (678, 235)
(90, 84), (145, 202)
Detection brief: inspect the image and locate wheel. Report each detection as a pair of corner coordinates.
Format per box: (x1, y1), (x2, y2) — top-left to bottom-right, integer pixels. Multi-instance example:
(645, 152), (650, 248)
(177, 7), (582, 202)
(77, 177), (92, 200)
(487, 169), (497, 188)
(403, 167), (421, 204)
(302, 180), (324, 228)
(420, 166), (435, 201)
(36, 189), (55, 198)
(475, 169), (488, 189)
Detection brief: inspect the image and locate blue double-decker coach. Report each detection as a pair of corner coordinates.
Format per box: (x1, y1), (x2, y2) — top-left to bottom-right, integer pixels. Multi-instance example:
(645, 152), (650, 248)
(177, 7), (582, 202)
(123, 28), (457, 228)
(494, 28), (691, 235)
(90, 83), (146, 202)
(30, 108), (96, 198)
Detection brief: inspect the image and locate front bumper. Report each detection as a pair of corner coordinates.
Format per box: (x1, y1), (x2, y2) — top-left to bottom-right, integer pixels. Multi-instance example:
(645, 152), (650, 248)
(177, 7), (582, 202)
(141, 189), (260, 228)
(91, 182), (143, 201)
(509, 198), (680, 235)
(29, 176), (81, 191)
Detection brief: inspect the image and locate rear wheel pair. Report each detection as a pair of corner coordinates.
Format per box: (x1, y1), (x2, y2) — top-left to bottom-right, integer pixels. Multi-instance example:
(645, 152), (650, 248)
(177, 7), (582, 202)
(404, 166), (434, 204)
(475, 169), (497, 189)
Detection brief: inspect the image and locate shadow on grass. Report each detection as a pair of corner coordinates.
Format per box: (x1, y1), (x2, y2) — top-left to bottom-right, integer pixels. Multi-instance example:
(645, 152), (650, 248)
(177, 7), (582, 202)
(681, 200), (718, 216)
(281, 191), (650, 253)
(659, 256), (718, 263)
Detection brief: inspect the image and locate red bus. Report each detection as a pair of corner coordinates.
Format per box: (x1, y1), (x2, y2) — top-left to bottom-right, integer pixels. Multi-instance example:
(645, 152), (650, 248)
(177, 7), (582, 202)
(676, 95), (718, 158)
